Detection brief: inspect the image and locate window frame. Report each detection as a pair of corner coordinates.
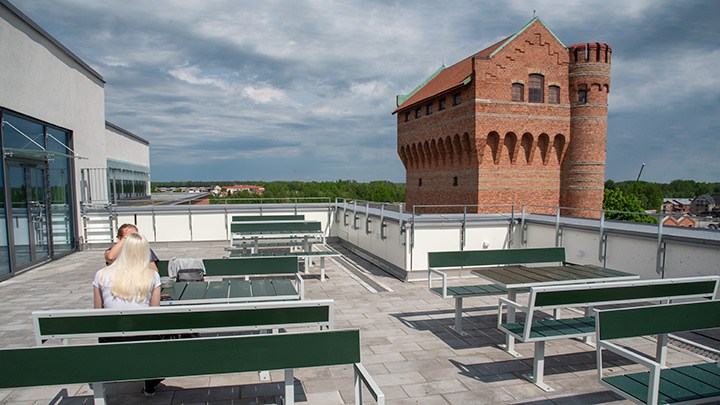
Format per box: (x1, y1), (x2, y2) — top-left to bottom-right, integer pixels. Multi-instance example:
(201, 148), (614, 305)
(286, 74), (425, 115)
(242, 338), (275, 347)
(426, 103), (433, 115)
(511, 83), (524, 102)
(548, 85), (560, 104)
(404, 111), (410, 122)
(415, 107), (421, 118)
(438, 97), (446, 110)
(453, 93), (461, 106)
(577, 85), (588, 104)
(528, 74), (544, 103)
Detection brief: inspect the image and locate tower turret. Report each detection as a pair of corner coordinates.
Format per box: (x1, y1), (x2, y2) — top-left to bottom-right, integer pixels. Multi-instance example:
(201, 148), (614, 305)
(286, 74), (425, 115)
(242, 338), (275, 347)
(561, 43), (612, 217)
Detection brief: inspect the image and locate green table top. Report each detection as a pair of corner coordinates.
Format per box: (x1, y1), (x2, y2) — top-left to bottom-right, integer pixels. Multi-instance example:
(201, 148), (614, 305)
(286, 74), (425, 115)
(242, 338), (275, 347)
(471, 263), (638, 289)
(160, 278), (299, 305)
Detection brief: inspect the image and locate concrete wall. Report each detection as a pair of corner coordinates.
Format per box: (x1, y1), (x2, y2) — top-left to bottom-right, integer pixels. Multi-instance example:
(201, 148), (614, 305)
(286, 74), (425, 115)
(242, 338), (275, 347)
(105, 124), (150, 169)
(0, 1), (106, 236)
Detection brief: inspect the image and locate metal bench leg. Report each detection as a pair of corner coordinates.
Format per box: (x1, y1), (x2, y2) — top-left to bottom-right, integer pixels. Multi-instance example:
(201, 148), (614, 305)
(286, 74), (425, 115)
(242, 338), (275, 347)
(452, 297), (467, 336)
(583, 306), (595, 347)
(92, 382), (106, 405)
(656, 333), (668, 367)
(284, 369), (294, 405)
(320, 257), (326, 282)
(524, 341), (553, 392)
(502, 289), (519, 356)
(354, 367), (363, 405)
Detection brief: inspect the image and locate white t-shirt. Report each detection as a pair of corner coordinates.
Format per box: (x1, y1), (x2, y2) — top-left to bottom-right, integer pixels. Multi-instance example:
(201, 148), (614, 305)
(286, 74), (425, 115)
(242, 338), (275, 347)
(93, 267), (161, 309)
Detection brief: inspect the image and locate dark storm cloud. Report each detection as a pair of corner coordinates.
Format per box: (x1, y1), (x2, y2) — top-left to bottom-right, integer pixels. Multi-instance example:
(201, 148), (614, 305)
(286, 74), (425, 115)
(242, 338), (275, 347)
(10, 0), (720, 182)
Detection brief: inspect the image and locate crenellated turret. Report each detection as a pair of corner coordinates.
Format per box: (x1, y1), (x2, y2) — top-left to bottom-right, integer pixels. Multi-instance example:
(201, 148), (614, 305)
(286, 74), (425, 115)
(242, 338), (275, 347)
(561, 42), (612, 218)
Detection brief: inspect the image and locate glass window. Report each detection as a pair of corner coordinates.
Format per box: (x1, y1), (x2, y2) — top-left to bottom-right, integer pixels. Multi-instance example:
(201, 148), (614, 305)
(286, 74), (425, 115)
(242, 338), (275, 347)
(47, 127), (75, 256)
(418, 178), (422, 187)
(426, 103), (433, 115)
(404, 111), (410, 122)
(548, 85), (560, 104)
(453, 176), (458, 186)
(512, 83), (524, 102)
(529, 74), (544, 103)
(577, 86), (587, 104)
(3, 113), (45, 152)
(415, 108), (421, 118)
(439, 98), (446, 110)
(453, 93), (461, 105)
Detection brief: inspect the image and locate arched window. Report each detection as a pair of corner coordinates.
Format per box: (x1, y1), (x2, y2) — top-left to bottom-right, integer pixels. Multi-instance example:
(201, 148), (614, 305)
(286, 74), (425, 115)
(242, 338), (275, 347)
(511, 83), (524, 102)
(548, 85), (560, 104)
(577, 85), (587, 104)
(528, 74), (544, 103)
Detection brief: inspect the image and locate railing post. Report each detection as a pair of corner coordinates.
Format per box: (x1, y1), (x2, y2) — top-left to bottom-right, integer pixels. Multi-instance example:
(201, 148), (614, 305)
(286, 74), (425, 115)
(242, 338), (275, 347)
(554, 207), (562, 247)
(188, 204), (193, 242)
(380, 203), (387, 240)
(598, 210), (607, 263)
(656, 216), (666, 277)
(520, 205), (528, 246)
(508, 205), (515, 247)
(460, 206), (466, 251)
(365, 202), (371, 234)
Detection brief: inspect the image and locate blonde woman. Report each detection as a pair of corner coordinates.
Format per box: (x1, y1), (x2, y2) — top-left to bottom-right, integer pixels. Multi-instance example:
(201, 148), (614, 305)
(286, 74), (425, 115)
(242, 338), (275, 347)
(92, 232), (162, 396)
(94, 232), (160, 309)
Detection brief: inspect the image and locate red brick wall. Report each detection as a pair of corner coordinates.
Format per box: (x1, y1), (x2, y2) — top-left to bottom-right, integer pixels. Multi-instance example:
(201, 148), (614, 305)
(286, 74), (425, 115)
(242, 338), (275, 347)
(397, 20), (610, 217)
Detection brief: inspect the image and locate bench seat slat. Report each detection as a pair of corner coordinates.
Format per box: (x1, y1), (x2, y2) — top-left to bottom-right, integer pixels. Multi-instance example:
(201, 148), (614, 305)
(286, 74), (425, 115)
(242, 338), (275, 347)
(205, 281), (229, 299)
(605, 364), (720, 404)
(272, 279), (298, 296)
(229, 280), (252, 298)
(251, 279), (275, 297)
(501, 317), (595, 339)
(181, 282), (208, 300)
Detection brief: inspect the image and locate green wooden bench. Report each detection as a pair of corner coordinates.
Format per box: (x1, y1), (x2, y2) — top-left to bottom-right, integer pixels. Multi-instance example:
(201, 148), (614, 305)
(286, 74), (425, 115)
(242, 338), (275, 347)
(231, 214), (305, 222)
(0, 329), (384, 405)
(33, 299), (334, 345)
(497, 276), (720, 392)
(428, 247), (566, 335)
(157, 256), (304, 302)
(228, 248), (341, 282)
(596, 300), (720, 405)
(231, 221), (325, 252)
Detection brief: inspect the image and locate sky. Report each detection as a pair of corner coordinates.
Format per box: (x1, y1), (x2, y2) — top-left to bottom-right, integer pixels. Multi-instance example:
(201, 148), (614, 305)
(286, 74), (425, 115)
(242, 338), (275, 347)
(11, 0), (720, 183)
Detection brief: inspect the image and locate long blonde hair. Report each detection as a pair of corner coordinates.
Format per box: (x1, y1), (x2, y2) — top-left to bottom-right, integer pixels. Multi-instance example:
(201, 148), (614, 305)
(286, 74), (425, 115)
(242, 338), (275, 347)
(106, 232), (155, 302)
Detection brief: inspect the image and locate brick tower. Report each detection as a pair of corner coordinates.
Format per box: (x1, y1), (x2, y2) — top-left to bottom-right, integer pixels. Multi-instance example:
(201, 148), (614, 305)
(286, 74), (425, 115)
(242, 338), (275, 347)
(394, 19), (611, 217)
(561, 43), (612, 217)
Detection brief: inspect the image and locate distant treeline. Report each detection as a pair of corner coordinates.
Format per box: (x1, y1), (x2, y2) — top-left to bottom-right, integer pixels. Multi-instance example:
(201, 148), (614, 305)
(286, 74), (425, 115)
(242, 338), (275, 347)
(605, 179), (720, 211)
(153, 180), (406, 203)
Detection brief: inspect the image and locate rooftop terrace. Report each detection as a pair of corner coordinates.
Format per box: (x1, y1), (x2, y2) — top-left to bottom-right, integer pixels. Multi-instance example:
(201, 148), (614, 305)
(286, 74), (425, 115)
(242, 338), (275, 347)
(0, 241), (715, 404)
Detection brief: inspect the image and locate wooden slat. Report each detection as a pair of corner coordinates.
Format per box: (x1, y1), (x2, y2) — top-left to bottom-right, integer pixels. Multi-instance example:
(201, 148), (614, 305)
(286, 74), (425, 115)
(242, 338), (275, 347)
(228, 280), (252, 298)
(598, 301), (720, 340)
(428, 247), (565, 268)
(250, 279), (274, 297)
(205, 281), (229, 299)
(180, 282), (208, 301)
(272, 279), (298, 296)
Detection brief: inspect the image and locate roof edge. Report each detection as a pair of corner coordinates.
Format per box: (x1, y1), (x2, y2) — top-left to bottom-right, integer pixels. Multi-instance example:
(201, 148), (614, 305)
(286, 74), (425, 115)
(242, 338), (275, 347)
(396, 65), (445, 107)
(106, 121), (149, 146)
(488, 17), (566, 59)
(0, 0), (105, 84)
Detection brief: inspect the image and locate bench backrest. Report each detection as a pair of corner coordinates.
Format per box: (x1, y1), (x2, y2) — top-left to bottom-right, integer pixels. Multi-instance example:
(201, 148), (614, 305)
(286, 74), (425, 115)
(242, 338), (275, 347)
(0, 329), (360, 389)
(230, 221), (322, 234)
(157, 256), (298, 277)
(428, 247), (566, 269)
(33, 299), (333, 344)
(530, 276), (720, 310)
(232, 215), (305, 222)
(596, 300), (720, 341)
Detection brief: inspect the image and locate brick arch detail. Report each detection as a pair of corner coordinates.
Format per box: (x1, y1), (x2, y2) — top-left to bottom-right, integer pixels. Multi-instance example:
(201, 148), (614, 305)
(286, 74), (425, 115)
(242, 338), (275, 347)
(430, 139), (439, 168)
(504, 132), (518, 164)
(453, 134), (462, 166)
(445, 135), (454, 166)
(553, 134), (567, 164)
(538, 133), (550, 165)
(520, 133), (534, 164)
(411, 143), (420, 170)
(437, 138), (446, 166)
(423, 141), (431, 169)
(486, 131), (500, 164)
(462, 133), (474, 166)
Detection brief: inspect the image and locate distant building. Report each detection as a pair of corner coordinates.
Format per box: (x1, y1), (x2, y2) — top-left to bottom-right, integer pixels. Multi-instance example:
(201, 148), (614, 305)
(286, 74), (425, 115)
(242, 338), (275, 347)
(662, 215), (697, 228)
(393, 18), (611, 217)
(226, 185), (265, 195)
(662, 198), (692, 214)
(690, 194), (720, 217)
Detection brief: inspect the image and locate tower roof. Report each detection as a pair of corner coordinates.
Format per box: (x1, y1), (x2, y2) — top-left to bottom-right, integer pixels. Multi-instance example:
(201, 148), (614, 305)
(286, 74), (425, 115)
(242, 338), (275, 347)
(393, 17), (564, 114)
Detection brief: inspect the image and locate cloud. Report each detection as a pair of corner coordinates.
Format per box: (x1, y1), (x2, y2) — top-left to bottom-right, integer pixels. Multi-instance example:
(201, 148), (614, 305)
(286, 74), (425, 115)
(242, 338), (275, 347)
(242, 86), (288, 104)
(11, 0), (720, 183)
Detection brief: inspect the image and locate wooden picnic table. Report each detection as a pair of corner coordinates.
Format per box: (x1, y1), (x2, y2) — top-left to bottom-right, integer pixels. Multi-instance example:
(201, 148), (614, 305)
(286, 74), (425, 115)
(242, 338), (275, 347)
(472, 263), (638, 353)
(161, 279), (301, 305)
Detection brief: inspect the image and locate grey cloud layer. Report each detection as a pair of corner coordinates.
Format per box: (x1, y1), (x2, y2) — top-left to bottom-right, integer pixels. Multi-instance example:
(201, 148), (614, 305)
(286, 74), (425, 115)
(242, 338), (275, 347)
(14, 0), (720, 182)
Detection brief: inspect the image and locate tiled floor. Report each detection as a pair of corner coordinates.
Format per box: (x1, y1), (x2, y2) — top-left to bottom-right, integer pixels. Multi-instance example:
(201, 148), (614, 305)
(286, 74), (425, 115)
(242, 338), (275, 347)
(0, 243), (710, 404)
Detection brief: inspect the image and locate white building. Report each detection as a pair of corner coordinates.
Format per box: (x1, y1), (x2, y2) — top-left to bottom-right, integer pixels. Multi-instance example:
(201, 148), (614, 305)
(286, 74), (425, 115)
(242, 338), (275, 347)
(0, 0), (151, 278)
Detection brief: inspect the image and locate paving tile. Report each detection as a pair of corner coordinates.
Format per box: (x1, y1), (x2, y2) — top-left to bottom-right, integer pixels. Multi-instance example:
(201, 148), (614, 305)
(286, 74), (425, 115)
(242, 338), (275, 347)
(402, 379), (469, 397)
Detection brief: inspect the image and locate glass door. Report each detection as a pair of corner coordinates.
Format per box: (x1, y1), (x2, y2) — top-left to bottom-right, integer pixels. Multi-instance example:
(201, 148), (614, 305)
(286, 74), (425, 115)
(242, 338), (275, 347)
(8, 162), (50, 269)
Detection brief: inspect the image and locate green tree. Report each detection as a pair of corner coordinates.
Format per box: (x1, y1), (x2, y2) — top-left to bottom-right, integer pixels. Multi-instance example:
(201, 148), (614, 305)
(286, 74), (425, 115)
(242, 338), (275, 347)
(603, 189), (657, 224)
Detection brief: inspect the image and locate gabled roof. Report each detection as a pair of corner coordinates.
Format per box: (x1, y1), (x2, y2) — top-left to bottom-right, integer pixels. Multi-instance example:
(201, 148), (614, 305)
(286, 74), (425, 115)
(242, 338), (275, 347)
(393, 17), (564, 114)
